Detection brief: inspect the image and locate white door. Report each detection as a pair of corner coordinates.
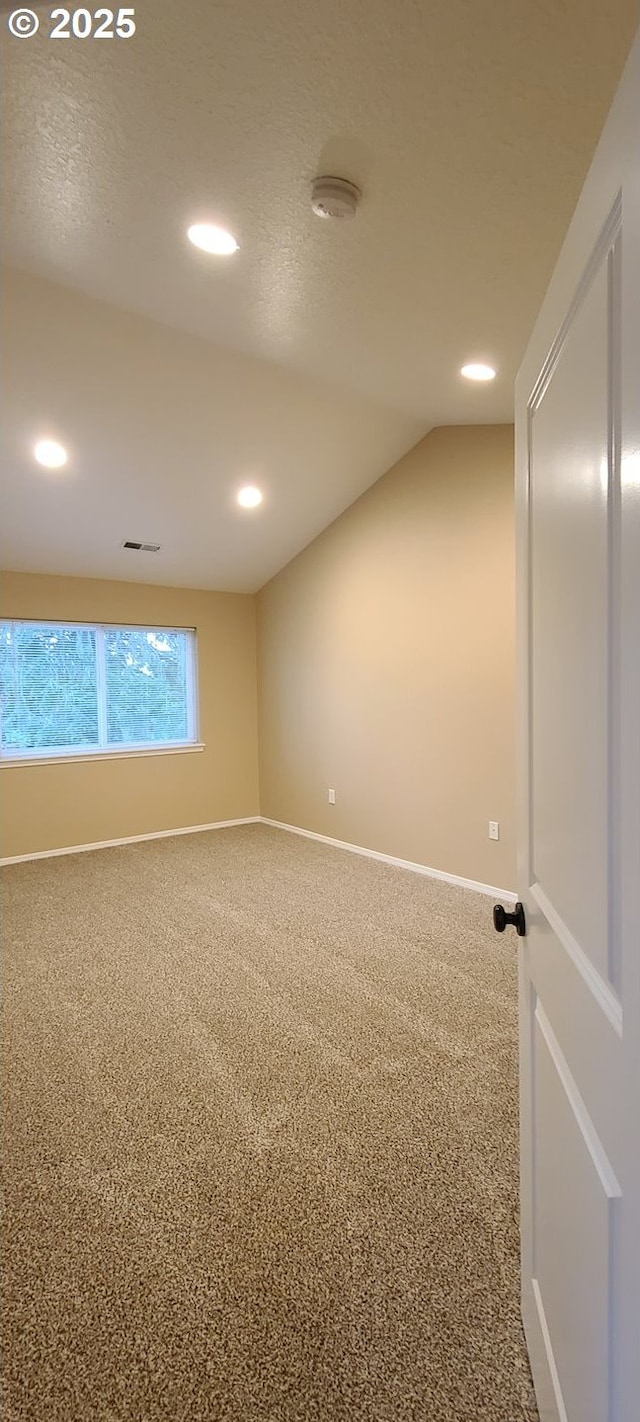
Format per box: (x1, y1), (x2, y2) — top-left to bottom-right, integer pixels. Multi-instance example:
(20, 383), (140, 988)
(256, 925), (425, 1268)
(510, 29), (640, 1422)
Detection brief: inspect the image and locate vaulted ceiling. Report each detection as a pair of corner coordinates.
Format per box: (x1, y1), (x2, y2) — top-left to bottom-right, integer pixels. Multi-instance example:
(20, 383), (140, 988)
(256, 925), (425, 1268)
(1, 0), (636, 590)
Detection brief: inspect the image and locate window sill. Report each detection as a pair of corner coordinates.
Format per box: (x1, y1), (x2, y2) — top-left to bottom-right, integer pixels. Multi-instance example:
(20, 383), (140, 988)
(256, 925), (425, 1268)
(0, 743), (206, 768)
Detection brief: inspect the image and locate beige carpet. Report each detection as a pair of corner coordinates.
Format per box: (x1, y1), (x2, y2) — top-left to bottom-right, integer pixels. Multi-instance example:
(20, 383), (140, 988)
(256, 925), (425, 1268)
(1, 823), (537, 1421)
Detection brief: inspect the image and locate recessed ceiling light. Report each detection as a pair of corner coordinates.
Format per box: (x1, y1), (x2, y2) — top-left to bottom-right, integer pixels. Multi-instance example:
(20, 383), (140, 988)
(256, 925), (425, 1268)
(460, 362), (497, 382)
(34, 439), (68, 468)
(187, 223), (238, 256)
(237, 486), (263, 509)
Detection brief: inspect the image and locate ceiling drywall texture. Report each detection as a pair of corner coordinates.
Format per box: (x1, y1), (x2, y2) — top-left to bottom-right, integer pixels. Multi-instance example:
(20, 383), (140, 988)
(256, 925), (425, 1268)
(0, 269), (424, 592)
(1, 0), (636, 590)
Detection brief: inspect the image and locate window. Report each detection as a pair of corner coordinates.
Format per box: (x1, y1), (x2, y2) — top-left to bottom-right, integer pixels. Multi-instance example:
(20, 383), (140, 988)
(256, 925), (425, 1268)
(0, 621), (199, 762)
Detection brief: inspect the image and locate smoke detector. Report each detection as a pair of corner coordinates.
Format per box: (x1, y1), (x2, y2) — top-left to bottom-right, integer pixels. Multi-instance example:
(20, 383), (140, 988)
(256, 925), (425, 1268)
(311, 176), (361, 221)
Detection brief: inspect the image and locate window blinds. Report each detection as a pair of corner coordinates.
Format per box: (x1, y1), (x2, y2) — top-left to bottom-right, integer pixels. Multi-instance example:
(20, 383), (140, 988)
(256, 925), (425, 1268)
(0, 622), (196, 758)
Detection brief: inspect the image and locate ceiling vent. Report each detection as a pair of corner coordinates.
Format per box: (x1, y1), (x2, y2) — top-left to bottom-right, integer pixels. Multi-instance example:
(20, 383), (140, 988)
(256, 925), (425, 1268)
(123, 540), (161, 553)
(311, 176), (361, 221)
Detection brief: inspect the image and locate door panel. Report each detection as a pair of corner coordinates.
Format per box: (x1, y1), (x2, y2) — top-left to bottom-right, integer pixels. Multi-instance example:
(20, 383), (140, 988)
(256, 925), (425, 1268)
(530, 256), (610, 983)
(528, 894), (623, 1165)
(533, 1002), (618, 1422)
(515, 30), (639, 1422)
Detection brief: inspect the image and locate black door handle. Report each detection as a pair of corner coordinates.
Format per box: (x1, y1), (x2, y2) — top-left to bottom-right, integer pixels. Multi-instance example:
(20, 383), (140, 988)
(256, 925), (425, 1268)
(493, 901), (526, 937)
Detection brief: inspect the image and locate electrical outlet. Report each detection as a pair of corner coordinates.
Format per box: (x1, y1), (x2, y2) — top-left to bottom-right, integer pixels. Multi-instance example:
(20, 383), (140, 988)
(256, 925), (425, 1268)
(328, 788), (336, 804)
(489, 821), (500, 841)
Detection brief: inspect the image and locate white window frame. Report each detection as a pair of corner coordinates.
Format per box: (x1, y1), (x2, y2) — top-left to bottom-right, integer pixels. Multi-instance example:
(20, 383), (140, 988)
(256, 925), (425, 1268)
(0, 620), (203, 766)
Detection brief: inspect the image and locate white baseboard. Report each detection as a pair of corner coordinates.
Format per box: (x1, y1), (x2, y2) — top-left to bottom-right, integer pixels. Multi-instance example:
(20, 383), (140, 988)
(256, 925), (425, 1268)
(259, 817), (517, 901)
(0, 817), (261, 866)
(1, 814), (517, 901)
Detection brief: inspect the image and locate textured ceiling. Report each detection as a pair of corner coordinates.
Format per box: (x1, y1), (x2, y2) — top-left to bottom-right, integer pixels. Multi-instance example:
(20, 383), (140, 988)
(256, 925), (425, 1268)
(1, 0), (636, 589)
(0, 269), (423, 592)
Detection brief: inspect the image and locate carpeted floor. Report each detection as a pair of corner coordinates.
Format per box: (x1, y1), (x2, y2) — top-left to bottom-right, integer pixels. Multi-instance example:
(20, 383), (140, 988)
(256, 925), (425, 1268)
(1, 823), (537, 1421)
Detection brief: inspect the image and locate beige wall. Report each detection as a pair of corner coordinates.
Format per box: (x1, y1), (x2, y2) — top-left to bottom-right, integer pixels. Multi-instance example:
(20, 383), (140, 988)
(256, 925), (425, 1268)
(257, 425), (516, 890)
(2, 428), (515, 882)
(0, 573), (259, 858)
